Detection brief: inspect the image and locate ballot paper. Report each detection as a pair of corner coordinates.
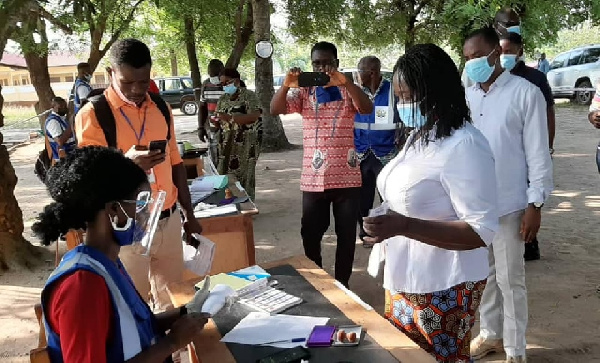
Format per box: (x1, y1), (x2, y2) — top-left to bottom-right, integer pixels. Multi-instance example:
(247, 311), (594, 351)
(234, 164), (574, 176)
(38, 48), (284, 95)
(182, 235), (215, 276)
(367, 202), (389, 278)
(190, 175), (229, 192)
(221, 312), (329, 348)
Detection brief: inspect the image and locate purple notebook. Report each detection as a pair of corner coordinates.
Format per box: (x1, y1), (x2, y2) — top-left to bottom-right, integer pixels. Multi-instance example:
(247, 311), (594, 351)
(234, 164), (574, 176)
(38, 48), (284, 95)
(306, 325), (336, 347)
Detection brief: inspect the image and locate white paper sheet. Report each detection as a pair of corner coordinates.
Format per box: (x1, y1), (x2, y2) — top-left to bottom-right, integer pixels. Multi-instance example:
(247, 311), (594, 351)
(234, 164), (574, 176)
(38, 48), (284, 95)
(220, 312), (329, 348)
(182, 235), (215, 276)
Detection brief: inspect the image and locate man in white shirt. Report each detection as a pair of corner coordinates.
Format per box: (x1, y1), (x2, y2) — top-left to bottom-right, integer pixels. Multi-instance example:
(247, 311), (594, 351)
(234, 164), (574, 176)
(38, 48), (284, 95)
(463, 27), (553, 363)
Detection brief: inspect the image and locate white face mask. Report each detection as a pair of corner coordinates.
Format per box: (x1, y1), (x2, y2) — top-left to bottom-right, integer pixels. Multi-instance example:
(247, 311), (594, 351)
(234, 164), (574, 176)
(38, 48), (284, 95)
(209, 76), (220, 85)
(111, 71), (137, 107)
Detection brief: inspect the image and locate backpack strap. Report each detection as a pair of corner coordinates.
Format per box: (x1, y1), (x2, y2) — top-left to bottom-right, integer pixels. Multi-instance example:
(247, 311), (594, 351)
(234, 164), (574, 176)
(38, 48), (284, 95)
(90, 92), (172, 149)
(148, 93), (171, 140)
(89, 94), (118, 148)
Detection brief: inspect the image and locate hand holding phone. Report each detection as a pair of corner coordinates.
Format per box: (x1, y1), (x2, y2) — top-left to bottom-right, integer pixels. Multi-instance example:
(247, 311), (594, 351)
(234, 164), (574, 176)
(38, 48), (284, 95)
(149, 139), (167, 154)
(283, 67), (302, 88)
(298, 72), (330, 88)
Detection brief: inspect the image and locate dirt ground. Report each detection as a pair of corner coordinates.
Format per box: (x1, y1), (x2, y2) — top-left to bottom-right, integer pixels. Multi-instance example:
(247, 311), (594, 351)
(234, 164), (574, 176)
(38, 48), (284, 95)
(1, 105), (600, 362)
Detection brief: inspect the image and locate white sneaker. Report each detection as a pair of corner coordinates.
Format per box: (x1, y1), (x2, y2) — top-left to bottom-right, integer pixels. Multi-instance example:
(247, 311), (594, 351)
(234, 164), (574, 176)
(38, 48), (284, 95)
(470, 335), (504, 360)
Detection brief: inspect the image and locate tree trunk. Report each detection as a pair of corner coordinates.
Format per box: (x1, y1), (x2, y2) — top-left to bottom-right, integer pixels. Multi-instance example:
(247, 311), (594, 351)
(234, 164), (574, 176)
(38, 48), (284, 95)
(0, 0), (43, 271)
(87, 46), (107, 73)
(0, 142), (42, 271)
(17, 18), (54, 129)
(184, 16), (202, 131)
(170, 49), (178, 76)
(252, 0), (291, 152)
(225, 0), (254, 69)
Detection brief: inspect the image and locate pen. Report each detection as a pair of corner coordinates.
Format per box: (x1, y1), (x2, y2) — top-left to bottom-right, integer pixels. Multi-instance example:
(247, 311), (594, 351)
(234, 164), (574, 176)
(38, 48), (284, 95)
(258, 337), (306, 345)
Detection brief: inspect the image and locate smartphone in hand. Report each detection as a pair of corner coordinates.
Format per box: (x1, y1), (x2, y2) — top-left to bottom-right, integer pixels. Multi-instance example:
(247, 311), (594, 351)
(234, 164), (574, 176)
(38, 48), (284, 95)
(149, 139), (167, 154)
(298, 72), (330, 87)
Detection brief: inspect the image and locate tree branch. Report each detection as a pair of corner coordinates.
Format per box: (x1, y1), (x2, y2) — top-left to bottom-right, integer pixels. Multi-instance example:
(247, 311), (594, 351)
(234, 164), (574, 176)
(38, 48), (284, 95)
(30, 3), (73, 34)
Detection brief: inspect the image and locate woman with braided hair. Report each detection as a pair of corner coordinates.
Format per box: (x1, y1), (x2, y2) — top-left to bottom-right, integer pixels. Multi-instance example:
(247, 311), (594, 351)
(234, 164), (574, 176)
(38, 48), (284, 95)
(33, 146), (211, 363)
(363, 44), (498, 362)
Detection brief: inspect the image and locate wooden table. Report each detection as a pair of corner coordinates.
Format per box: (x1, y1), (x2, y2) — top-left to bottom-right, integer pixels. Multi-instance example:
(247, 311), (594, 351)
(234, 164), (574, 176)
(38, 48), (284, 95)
(168, 255), (436, 363)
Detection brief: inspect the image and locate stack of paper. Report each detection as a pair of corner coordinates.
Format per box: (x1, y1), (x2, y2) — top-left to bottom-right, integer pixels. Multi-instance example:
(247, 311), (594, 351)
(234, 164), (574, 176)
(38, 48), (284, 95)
(221, 312), (329, 348)
(190, 175), (229, 192)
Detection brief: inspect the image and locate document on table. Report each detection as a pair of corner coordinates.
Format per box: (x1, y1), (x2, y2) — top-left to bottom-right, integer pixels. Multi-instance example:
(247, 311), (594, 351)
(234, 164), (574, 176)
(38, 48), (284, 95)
(221, 312), (329, 348)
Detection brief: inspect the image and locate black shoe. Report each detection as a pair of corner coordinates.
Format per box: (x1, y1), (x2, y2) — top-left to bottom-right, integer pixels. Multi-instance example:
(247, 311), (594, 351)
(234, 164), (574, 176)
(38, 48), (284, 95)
(524, 238), (541, 261)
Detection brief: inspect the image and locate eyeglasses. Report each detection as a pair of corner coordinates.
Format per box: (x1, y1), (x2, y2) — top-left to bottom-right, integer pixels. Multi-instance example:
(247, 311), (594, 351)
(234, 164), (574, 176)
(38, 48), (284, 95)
(122, 191), (151, 213)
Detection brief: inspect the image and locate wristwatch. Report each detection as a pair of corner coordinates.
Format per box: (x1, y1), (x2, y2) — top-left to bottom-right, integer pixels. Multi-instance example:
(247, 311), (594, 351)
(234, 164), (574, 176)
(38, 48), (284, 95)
(532, 202), (544, 210)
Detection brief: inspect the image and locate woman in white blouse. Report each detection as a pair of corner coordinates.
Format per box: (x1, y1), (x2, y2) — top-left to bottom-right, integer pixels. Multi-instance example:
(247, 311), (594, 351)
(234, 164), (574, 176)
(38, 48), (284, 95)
(363, 44), (498, 363)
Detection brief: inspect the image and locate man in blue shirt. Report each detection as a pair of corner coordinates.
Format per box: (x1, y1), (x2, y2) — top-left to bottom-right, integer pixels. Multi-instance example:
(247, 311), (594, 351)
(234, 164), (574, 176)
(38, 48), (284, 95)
(69, 62), (93, 116)
(354, 56), (398, 247)
(538, 53), (550, 75)
(45, 97), (76, 162)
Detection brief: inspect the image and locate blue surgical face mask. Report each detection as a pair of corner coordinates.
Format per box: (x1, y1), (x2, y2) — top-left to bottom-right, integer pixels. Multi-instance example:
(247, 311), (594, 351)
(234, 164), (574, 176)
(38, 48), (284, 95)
(506, 25), (521, 35)
(110, 203), (137, 246)
(84, 74), (92, 82)
(223, 84), (238, 95)
(500, 54), (518, 71)
(465, 50), (496, 83)
(396, 102), (427, 128)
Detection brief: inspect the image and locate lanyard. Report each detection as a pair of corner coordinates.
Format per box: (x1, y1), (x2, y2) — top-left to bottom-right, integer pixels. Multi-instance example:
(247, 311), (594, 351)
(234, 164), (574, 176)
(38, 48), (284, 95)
(312, 89), (344, 148)
(119, 107), (148, 145)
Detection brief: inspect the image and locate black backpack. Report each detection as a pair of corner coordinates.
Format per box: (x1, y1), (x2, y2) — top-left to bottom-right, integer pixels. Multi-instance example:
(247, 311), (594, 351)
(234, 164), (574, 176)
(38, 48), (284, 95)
(88, 91), (171, 148)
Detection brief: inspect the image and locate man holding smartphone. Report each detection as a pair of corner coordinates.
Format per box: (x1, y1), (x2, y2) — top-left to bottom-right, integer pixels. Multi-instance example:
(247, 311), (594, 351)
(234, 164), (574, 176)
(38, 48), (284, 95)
(270, 41), (373, 287)
(76, 38), (203, 311)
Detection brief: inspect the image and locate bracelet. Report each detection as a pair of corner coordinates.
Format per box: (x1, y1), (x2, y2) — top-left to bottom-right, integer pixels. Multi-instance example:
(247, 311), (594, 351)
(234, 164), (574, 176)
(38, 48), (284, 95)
(179, 305), (188, 316)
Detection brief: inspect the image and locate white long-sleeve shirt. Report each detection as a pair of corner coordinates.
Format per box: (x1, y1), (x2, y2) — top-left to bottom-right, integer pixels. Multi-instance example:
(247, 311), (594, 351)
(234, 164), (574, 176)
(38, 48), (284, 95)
(466, 71), (553, 217)
(378, 123), (498, 293)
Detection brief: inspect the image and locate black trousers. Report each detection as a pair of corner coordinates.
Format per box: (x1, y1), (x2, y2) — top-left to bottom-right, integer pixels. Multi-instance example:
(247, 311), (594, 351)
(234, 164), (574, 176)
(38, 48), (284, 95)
(301, 187), (360, 287)
(357, 153), (384, 240)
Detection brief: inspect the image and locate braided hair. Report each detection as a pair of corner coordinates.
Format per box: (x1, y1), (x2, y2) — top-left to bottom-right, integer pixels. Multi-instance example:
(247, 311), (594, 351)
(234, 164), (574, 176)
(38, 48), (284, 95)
(32, 147), (147, 246)
(393, 43), (471, 147)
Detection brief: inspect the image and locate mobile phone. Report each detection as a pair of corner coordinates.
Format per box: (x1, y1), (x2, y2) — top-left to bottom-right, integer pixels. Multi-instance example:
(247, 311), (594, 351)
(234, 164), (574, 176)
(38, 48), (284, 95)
(298, 72), (330, 87)
(149, 140), (167, 154)
(256, 346), (311, 363)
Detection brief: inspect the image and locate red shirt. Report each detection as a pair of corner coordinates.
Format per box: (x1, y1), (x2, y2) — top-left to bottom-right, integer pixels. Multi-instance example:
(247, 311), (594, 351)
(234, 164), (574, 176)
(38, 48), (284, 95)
(47, 270), (113, 363)
(286, 87), (362, 192)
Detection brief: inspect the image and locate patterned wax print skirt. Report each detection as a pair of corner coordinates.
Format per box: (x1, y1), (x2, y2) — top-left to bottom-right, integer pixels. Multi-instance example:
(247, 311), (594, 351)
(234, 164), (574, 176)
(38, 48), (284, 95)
(384, 280), (486, 363)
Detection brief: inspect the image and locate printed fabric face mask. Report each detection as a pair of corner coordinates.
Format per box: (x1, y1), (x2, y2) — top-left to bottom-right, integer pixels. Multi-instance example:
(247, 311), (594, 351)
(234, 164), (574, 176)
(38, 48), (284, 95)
(396, 102), (427, 128)
(500, 54), (518, 71)
(464, 50), (496, 84)
(209, 76), (220, 85)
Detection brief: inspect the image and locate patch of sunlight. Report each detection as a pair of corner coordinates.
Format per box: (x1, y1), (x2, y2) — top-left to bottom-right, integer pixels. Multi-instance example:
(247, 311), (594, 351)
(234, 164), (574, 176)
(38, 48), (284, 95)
(257, 189), (280, 194)
(273, 168), (301, 173)
(255, 245), (276, 250)
(584, 195), (600, 199)
(551, 190), (581, 198)
(553, 153), (591, 158)
(585, 199), (600, 208)
(548, 201), (574, 213)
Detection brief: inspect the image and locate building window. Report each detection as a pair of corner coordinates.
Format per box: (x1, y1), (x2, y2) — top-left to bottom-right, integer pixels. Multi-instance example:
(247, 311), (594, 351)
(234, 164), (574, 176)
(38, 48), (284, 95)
(21, 77), (30, 85)
(1, 79), (8, 86)
(64, 75), (74, 82)
(13, 79), (20, 86)
(95, 74), (106, 84)
(50, 76), (61, 83)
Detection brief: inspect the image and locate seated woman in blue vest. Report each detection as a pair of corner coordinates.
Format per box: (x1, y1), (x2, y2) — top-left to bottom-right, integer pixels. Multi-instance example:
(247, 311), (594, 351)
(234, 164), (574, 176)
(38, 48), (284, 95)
(33, 146), (211, 363)
(45, 97), (77, 164)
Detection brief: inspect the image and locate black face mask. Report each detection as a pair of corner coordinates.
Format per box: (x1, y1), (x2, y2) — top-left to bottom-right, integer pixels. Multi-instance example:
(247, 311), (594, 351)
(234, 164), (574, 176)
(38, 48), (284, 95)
(57, 109), (68, 116)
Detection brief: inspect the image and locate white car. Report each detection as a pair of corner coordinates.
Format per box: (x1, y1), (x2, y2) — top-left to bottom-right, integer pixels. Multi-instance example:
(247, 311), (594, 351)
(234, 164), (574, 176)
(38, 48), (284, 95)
(547, 44), (600, 105)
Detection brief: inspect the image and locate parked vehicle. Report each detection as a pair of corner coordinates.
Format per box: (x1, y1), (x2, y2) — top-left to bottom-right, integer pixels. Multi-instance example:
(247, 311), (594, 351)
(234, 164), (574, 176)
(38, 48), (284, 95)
(155, 76), (199, 115)
(547, 44), (600, 105)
